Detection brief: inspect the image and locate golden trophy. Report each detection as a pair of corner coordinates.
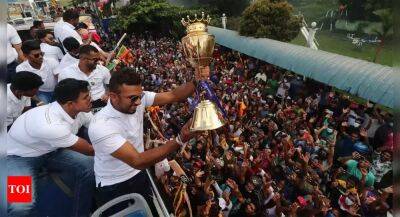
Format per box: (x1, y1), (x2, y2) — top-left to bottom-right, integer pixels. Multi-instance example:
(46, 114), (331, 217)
(181, 12), (226, 131)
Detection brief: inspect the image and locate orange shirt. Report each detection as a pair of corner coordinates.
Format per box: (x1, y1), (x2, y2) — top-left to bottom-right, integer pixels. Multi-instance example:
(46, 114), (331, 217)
(238, 102), (247, 117)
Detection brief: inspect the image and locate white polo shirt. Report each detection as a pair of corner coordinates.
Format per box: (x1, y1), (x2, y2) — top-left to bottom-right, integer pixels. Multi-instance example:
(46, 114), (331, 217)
(54, 20), (83, 46)
(7, 102), (93, 157)
(88, 91), (156, 186)
(58, 63), (111, 100)
(16, 58), (59, 92)
(55, 53), (79, 75)
(6, 84), (31, 127)
(7, 24), (22, 64)
(40, 43), (64, 61)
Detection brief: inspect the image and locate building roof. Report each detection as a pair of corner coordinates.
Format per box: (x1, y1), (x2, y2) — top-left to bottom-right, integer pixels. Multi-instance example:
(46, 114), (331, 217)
(208, 26), (394, 108)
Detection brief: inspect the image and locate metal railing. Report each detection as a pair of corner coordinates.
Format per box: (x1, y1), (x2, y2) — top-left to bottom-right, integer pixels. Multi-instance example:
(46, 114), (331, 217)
(146, 169), (172, 217)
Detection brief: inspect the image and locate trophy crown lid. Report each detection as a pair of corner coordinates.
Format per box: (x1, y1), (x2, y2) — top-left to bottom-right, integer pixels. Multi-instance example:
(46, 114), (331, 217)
(181, 12), (211, 31)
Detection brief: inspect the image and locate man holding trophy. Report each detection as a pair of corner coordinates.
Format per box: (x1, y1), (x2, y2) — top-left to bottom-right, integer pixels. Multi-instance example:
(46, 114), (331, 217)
(88, 12), (224, 216)
(170, 13), (227, 217)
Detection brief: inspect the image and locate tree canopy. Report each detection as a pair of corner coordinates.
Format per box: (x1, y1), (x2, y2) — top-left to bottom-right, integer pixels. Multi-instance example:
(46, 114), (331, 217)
(112, 0), (207, 38)
(199, 0), (250, 17)
(238, 0), (301, 42)
(338, 0), (392, 21)
(372, 8), (393, 63)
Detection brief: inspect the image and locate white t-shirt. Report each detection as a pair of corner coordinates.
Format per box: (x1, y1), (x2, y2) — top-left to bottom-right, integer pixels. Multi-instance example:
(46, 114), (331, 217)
(55, 53), (79, 74)
(6, 84), (31, 127)
(88, 91), (156, 186)
(16, 58), (59, 92)
(40, 43), (64, 61)
(276, 81), (290, 98)
(7, 24), (22, 64)
(58, 63), (111, 100)
(54, 20), (83, 46)
(7, 102), (93, 157)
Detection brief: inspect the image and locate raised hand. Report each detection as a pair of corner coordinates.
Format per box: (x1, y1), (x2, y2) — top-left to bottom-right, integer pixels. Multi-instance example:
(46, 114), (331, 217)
(359, 128), (368, 138)
(179, 118), (194, 143)
(360, 168), (368, 177)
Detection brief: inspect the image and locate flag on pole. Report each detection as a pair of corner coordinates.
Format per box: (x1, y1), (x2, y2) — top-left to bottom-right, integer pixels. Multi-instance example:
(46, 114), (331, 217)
(116, 45), (128, 58)
(118, 48), (135, 65)
(106, 45), (135, 70)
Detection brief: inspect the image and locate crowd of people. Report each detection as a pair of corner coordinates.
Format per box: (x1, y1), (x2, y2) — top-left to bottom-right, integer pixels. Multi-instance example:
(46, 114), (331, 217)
(6, 6), (393, 217)
(115, 35), (394, 217)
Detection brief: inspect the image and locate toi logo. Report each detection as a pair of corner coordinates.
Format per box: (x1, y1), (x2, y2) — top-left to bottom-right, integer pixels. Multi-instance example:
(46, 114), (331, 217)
(7, 176), (32, 203)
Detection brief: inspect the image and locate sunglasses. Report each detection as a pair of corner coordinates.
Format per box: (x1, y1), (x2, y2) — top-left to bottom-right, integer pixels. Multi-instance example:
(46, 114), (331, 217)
(32, 52), (44, 58)
(129, 92), (145, 103)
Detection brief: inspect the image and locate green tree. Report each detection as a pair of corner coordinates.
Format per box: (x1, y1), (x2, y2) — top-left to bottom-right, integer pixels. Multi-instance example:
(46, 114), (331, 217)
(338, 0), (392, 21)
(372, 8), (393, 63)
(205, 0), (250, 17)
(112, 0), (205, 38)
(238, 0), (301, 42)
(364, 0), (391, 21)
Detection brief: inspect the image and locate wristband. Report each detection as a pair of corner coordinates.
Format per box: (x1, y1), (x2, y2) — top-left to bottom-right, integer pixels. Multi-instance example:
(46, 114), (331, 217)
(175, 134), (185, 147)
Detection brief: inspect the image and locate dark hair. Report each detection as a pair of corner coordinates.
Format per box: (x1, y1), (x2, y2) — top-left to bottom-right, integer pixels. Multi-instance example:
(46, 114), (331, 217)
(63, 37), (80, 52)
(296, 207), (318, 217)
(62, 9), (80, 22)
(21, 40), (41, 54)
(33, 20), (43, 28)
(36, 29), (51, 40)
(109, 68), (142, 93)
(11, 71), (43, 91)
(54, 78), (89, 104)
(76, 22), (88, 30)
(79, 44), (98, 56)
(209, 203), (221, 217)
(347, 126), (359, 135)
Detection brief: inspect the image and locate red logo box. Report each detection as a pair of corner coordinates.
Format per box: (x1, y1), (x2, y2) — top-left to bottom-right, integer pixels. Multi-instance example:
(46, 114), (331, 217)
(7, 176), (32, 203)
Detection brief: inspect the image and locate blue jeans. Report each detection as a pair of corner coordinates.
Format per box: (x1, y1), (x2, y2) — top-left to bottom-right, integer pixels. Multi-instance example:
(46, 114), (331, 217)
(96, 171), (156, 216)
(37, 91), (54, 104)
(7, 149), (95, 217)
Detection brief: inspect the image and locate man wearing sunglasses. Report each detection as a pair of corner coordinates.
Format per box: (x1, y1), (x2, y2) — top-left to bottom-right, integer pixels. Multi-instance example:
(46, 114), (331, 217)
(58, 44), (111, 109)
(37, 30), (64, 62)
(16, 40), (59, 104)
(88, 67), (209, 215)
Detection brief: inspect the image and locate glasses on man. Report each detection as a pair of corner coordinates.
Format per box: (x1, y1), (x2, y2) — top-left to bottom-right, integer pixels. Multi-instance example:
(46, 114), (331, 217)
(32, 52), (44, 58)
(129, 92), (145, 103)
